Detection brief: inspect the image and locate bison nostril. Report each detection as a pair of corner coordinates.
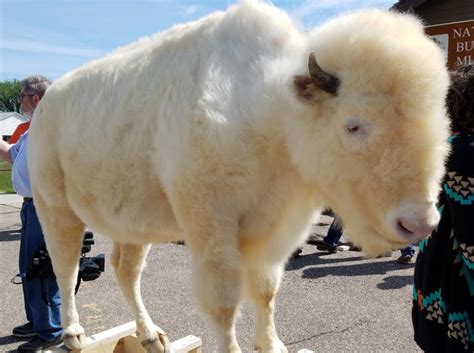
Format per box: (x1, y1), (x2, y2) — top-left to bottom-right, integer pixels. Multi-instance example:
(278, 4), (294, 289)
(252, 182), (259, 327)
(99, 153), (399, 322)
(398, 220), (414, 234)
(395, 217), (436, 241)
(392, 204), (439, 241)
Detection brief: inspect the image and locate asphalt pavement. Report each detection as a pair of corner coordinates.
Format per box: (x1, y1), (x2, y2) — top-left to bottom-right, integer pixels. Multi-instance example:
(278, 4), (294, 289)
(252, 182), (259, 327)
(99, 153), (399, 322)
(0, 193), (421, 352)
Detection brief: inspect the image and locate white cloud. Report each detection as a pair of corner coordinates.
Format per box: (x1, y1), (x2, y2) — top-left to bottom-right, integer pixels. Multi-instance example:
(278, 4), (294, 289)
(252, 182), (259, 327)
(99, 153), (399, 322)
(176, 3), (221, 20)
(178, 5), (202, 17)
(1, 38), (105, 58)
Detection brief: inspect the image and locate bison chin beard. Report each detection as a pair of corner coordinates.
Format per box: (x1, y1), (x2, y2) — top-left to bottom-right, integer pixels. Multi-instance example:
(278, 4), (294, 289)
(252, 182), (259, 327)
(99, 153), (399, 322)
(349, 229), (405, 258)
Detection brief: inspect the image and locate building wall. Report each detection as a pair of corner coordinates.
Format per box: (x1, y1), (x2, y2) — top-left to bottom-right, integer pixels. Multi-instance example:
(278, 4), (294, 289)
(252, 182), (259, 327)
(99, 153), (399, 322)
(416, 0), (474, 25)
(0, 113), (28, 141)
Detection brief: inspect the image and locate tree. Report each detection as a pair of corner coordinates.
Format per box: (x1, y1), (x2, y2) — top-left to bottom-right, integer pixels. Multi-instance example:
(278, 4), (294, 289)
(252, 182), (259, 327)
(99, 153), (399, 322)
(0, 80), (21, 112)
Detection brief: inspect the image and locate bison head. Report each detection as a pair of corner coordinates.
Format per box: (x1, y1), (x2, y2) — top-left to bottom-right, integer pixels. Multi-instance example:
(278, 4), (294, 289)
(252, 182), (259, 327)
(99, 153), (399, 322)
(290, 9), (450, 256)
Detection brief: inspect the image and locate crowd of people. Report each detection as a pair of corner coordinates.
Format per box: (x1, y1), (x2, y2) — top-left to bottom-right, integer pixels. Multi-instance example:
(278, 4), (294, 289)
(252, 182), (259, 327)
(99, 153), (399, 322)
(1, 64), (473, 352)
(314, 212), (416, 264)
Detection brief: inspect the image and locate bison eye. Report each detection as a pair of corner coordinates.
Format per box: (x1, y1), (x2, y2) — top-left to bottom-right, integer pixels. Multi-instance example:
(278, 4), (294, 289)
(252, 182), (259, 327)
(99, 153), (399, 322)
(345, 124), (360, 133)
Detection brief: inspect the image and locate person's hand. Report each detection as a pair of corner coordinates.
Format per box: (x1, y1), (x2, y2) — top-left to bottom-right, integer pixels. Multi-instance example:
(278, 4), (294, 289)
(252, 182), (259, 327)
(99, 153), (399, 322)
(0, 140), (13, 163)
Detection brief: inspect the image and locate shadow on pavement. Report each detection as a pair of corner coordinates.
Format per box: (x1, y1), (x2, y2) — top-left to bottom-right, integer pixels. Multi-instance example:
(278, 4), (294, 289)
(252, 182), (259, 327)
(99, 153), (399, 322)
(300, 259), (414, 281)
(377, 275), (414, 290)
(286, 251), (366, 271)
(0, 229), (21, 242)
(287, 250), (415, 290)
(0, 334), (23, 352)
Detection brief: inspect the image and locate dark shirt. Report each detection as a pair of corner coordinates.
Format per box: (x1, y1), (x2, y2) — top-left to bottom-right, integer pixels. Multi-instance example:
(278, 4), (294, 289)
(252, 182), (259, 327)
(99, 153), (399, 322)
(413, 130), (474, 352)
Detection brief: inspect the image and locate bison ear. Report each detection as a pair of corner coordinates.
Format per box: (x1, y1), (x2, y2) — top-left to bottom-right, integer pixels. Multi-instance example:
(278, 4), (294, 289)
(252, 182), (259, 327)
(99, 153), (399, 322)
(294, 75), (319, 103)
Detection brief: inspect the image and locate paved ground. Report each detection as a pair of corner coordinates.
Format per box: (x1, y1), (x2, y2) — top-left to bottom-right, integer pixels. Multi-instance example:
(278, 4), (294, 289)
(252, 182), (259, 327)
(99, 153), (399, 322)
(0, 193), (421, 352)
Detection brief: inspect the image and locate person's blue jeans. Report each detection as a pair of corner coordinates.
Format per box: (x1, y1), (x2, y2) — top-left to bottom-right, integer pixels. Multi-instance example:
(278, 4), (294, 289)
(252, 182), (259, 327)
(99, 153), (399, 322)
(400, 243), (416, 257)
(323, 214), (344, 247)
(19, 199), (62, 341)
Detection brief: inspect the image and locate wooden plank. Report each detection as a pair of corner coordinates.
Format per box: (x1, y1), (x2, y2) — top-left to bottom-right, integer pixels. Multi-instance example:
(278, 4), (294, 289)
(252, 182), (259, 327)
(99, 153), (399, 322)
(45, 321), (147, 352)
(83, 321), (137, 350)
(45, 321), (202, 353)
(115, 335), (142, 353)
(170, 335), (202, 353)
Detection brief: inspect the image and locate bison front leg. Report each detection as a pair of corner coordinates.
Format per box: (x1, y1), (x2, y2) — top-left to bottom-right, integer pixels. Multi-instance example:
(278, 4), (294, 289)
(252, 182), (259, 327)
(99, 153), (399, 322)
(244, 264), (287, 353)
(190, 253), (242, 353)
(172, 180), (243, 352)
(111, 242), (170, 353)
(33, 196), (87, 350)
(182, 220), (242, 352)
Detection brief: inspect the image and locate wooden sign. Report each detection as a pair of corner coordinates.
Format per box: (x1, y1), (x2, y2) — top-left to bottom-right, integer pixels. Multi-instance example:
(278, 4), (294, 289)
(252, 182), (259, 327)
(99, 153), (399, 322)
(425, 20), (474, 70)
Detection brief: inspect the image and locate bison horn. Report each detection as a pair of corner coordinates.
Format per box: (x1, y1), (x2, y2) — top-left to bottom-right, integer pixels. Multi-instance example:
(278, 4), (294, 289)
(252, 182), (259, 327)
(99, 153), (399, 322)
(308, 52), (340, 95)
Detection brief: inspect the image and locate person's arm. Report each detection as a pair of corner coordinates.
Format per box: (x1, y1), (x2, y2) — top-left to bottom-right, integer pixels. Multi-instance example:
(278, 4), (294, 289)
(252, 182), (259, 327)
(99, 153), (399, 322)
(0, 140), (13, 163)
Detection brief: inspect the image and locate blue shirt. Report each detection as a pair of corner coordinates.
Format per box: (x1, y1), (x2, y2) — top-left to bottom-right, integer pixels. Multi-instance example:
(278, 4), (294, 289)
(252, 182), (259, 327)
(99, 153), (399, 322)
(9, 132), (32, 197)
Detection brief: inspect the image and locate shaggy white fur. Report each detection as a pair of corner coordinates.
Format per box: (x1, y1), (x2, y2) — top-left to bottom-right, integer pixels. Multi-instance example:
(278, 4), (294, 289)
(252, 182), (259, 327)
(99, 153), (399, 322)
(28, 1), (449, 352)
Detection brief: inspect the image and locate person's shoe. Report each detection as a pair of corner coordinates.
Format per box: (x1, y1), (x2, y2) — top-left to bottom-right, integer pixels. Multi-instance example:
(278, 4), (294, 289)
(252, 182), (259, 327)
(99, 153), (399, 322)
(12, 322), (37, 338)
(397, 254), (414, 264)
(316, 241), (338, 253)
(17, 336), (62, 352)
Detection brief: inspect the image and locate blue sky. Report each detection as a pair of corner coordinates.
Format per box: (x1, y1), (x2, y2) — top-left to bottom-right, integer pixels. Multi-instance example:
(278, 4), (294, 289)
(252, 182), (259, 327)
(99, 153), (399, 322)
(1, 0), (395, 81)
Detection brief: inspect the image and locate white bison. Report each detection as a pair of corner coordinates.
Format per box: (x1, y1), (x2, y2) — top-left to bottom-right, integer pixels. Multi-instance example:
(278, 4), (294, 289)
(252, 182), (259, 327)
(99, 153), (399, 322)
(28, 1), (450, 352)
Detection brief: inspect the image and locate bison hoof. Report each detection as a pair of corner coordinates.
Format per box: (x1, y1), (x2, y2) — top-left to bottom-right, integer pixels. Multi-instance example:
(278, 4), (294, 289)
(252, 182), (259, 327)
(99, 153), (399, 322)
(222, 342), (241, 353)
(62, 323), (86, 350)
(254, 340), (288, 353)
(141, 332), (170, 353)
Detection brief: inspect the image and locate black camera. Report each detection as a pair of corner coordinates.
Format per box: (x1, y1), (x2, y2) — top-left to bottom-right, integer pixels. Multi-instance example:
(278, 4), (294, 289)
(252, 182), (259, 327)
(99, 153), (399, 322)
(28, 231), (105, 290)
(78, 231), (105, 282)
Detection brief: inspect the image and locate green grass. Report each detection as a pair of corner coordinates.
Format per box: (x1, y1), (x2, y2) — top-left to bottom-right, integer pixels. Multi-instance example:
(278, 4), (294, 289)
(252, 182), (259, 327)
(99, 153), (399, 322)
(0, 161), (13, 193)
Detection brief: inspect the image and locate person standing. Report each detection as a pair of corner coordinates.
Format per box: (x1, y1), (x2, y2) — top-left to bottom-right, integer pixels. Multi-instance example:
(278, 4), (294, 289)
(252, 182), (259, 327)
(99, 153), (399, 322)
(318, 212), (416, 263)
(0, 75), (62, 352)
(412, 64), (474, 352)
(316, 212), (345, 253)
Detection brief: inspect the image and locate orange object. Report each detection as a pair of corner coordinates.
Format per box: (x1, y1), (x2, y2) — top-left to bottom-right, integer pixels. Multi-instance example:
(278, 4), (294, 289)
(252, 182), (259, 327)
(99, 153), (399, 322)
(9, 121), (30, 144)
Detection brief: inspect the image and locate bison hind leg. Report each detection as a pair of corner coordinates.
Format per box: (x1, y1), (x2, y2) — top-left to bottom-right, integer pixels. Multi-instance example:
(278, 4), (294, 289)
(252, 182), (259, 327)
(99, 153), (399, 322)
(32, 195), (87, 350)
(111, 242), (170, 353)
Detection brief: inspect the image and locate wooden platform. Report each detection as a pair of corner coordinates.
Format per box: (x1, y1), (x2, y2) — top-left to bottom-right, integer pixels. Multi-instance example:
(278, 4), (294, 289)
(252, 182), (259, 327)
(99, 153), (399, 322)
(45, 321), (201, 353)
(43, 320), (316, 352)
